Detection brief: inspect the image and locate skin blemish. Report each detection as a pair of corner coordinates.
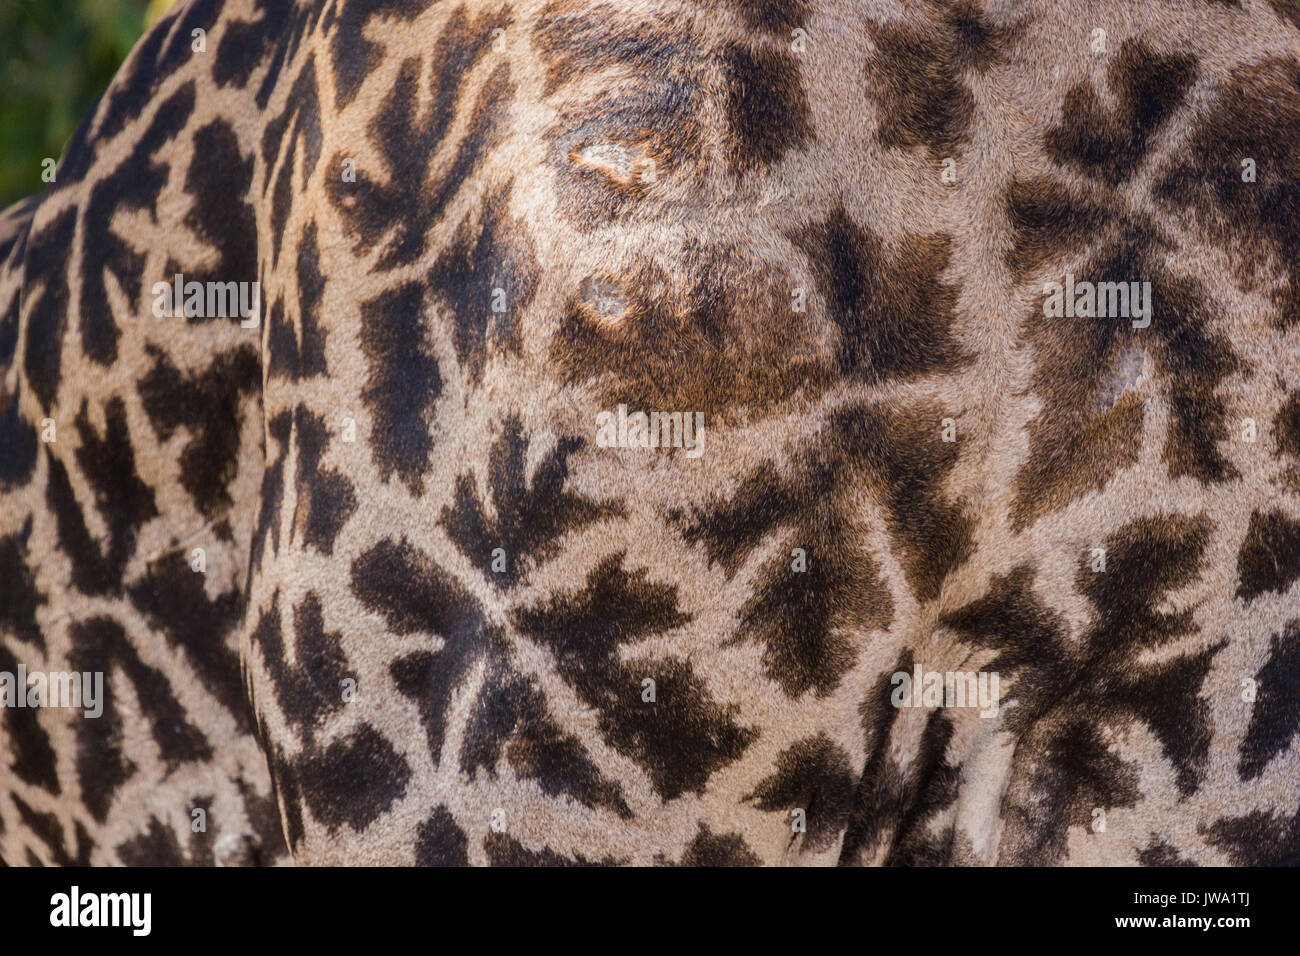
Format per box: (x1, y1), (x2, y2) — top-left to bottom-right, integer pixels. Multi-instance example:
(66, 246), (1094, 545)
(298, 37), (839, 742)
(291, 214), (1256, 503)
(580, 276), (628, 323)
(1096, 345), (1148, 410)
(571, 141), (657, 186)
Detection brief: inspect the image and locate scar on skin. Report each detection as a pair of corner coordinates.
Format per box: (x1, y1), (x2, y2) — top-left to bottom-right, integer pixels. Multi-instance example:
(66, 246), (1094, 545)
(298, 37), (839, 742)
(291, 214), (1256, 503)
(571, 141), (658, 185)
(580, 276), (628, 323)
(1096, 345), (1148, 410)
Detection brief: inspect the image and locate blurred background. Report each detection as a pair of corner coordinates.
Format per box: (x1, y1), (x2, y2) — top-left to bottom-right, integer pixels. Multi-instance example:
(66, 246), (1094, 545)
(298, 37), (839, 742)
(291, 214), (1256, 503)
(0, 0), (174, 209)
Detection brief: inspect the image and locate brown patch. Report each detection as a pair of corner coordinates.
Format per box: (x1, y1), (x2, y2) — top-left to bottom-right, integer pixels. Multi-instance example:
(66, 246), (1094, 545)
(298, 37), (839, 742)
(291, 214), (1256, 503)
(721, 0), (809, 35)
(1148, 273), (1243, 485)
(438, 418), (623, 590)
(512, 553), (757, 800)
(867, 0), (1019, 160)
(136, 343), (262, 518)
(1137, 838), (1196, 866)
(730, 504), (891, 698)
(485, 831), (621, 866)
(722, 44), (813, 178)
(1275, 391), (1300, 460)
(1235, 509), (1300, 602)
(68, 617), (213, 821)
(415, 806), (468, 866)
(1012, 233), (1241, 528)
(1003, 176), (1106, 282)
(1238, 621), (1300, 780)
(746, 733), (856, 851)
(677, 401), (970, 606)
(532, 1), (695, 98)
(358, 283), (442, 496)
(326, 34), (514, 269)
(789, 205), (969, 386)
(324, 0), (429, 109)
(127, 549), (247, 733)
(944, 517), (1220, 861)
(1155, 57), (1300, 327)
(1013, 356), (1145, 530)
(837, 402), (975, 602)
(549, 242), (829, 415)
(1204, 803), (1300, 865)
(0, 643), (59, 794)
(841, 658), (962, 865)
(351, 535), (628, 816)
(250, 591), (355, 746)
(1045, 40), (1197, 185)
(428, 183), (540, 385)
(939, 0), (1023, 72)
(656, 823), (760, 866)
(290, 406), (357, 556)
(0, 520), (45, 653)
(677, 457), (893, 698)
(70, 397), (161, 582)
(11, 795), (94, 865)
(20, 206), (78, 411)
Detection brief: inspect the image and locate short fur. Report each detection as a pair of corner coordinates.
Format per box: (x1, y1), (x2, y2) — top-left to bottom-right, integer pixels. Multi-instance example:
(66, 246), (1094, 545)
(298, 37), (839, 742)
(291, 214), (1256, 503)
(2, 0), (1299, 865)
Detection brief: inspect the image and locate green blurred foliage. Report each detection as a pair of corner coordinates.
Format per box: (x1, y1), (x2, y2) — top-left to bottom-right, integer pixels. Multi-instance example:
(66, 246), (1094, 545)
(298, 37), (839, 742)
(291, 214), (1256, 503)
(0, 0), (156, 209)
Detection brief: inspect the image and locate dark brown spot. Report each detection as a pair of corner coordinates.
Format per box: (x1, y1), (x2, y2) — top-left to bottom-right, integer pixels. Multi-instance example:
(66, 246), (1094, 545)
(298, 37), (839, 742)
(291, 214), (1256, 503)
(1003, 176), (1106, 282)
(249, 591), (356, 746)
(1236, 509), (1300, 602)
(415, 806), (468, 866)
(1155, 57), (1300, 327)
(550, 243), (829, 415)
(1136, 838), (1196, 866)
(1275, 391), (1300, 461)
(1012, 233), (1241, 528)
(183, 118), (258, 307)
(867, 1), (1018, 160)
(722, 44), (812, 178)
(284, 723), (411, 834)
(656, 823), (761, 866)
(69, 617), (212, 821)
(127, 549), (247, 731)
(790, 205), (969, 386)
(0, 519), (45, 652)
(11, 795), (93, 865)
(320, 0), (424, 108)
(943, 515), (1221, 860)
(291, 405), (357, 556)
(722, 0), (809, 35)
(747, 733), (856, 851)
(1238, 621), (1300, 780)
(137, 345), (261, 518)
(512, 552), (756, 800)
(439, 418), (622, 590)
(428, 184), (540, 385)
(326, 26), (513, 270)
(485, 832), (621, 866)
(1045, 40), (1197, 185)
(358, 282), (441, 496)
